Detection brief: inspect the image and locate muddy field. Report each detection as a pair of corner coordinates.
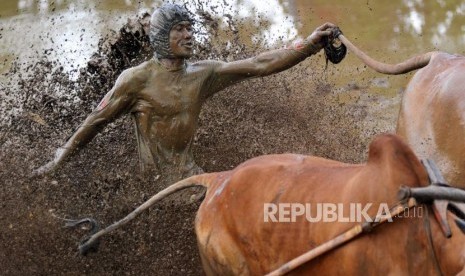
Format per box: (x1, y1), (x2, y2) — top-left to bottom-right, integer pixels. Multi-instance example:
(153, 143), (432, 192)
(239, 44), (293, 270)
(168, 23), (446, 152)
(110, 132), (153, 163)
(0, 4), (408, 276)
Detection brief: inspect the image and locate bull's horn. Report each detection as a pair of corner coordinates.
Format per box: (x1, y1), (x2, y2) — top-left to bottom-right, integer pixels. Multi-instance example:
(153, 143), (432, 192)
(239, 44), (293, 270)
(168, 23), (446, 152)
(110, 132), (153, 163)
(338, 34), (434, 75)
(398, 185), (465, 203)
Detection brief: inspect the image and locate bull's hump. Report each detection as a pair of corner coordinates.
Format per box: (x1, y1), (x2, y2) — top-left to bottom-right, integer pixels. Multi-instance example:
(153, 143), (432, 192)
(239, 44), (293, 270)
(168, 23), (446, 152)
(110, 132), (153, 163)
(367, 134), (428, 185)
(368, 134), (412, 162)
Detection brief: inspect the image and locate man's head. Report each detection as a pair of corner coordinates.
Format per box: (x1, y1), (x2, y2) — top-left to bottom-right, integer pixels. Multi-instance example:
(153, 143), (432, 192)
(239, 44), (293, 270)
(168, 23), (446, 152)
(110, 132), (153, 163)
(150, 4), (194, 59)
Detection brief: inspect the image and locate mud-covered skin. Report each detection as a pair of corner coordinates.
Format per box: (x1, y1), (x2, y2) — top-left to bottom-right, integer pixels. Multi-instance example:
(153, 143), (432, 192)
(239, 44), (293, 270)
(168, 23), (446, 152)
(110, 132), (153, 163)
(35, 17), (336, 181)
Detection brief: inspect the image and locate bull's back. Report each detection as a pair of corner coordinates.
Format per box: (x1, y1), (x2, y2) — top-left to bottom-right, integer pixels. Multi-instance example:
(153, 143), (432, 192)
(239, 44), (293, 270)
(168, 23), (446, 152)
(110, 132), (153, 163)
(195, 154), (356, 275)
(397, 52), (465, 186)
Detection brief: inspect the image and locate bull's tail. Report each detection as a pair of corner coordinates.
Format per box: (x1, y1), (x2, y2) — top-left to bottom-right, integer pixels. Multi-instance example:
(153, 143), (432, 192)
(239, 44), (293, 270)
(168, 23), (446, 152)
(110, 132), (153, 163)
(74, 172), (221, 255)
(338, 34), (434, 75)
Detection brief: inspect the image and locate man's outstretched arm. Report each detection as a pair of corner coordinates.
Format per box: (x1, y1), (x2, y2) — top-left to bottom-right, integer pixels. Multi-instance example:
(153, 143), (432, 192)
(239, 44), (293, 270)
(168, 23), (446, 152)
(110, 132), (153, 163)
(204, 23), (336, 96)
(34, 67), (143, 176)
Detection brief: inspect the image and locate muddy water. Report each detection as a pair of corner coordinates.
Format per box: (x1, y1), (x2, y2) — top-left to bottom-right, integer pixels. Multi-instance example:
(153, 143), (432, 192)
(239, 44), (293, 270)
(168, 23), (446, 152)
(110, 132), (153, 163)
(2, 0), (464, 129)
(1, 0), (465, 275)
(3, 1), (464, 70)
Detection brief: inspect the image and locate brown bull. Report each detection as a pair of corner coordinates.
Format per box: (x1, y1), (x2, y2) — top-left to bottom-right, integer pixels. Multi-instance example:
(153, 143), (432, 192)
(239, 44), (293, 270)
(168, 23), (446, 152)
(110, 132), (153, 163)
(75, 134), (465, 275)
(396, 53), (465, 188)
(337, 34), (465, 188)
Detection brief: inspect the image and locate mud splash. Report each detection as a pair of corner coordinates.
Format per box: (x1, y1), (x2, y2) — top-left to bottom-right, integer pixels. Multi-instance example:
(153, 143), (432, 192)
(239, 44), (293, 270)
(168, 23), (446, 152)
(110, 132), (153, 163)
(0, 7), (375, 276)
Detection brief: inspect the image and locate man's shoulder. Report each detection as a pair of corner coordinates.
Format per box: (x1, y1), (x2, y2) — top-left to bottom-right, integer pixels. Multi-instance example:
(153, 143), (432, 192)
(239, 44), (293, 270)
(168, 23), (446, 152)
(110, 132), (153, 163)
(114, 61), (155, 95)
(119, 61), (154, 83)
(126, 60), (154, 76)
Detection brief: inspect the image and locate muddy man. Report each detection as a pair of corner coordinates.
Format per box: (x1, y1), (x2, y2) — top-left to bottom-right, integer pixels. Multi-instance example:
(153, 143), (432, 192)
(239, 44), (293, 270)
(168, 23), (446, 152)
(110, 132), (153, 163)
(36, 4), (337, 183)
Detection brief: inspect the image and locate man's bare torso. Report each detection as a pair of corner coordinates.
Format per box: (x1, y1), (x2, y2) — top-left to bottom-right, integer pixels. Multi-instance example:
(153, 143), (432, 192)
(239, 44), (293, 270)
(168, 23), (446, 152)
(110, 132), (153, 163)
(129, 59), (217, 175)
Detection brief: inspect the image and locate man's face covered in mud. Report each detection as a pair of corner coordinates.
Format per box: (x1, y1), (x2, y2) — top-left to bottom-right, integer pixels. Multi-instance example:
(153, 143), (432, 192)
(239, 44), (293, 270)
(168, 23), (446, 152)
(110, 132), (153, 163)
(150, 4), (195, 59)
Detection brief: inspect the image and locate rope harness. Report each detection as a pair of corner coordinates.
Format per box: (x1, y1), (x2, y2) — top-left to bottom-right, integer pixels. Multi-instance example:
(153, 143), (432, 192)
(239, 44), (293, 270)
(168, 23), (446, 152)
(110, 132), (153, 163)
(423, 206), (443, 276)
(323, 27), (347, 66)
